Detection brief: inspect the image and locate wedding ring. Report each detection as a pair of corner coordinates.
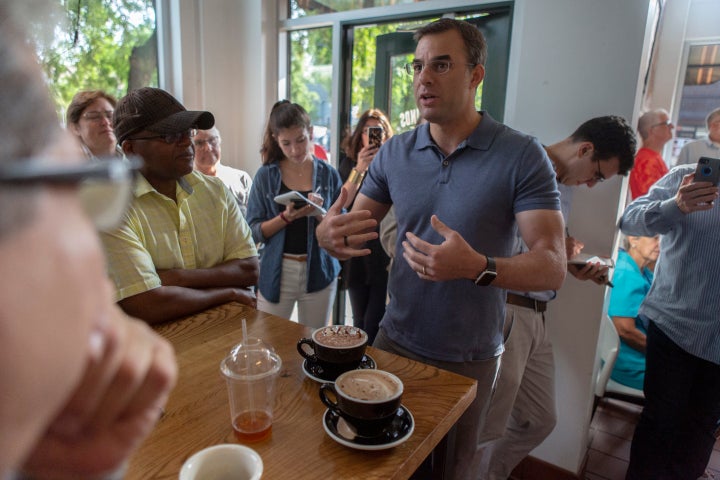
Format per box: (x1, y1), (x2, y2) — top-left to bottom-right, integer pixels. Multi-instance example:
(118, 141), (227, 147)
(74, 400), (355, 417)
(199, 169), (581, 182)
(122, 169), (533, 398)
(343, 235), (349, 247)
(422, 266), (427, 275)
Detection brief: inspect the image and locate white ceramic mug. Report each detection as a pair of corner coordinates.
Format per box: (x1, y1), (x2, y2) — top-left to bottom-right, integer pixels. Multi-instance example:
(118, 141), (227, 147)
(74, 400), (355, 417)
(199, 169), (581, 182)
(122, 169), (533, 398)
(179, 444), (263, 480)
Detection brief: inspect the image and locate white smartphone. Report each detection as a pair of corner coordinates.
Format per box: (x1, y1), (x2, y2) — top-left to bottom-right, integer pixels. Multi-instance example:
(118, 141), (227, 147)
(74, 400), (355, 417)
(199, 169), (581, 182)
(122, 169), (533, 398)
(273, 191), (326, 216)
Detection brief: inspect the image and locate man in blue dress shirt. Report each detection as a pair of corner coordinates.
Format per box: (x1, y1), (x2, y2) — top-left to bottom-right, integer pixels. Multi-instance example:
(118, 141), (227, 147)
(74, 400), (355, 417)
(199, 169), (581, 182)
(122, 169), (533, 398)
(620, 165), (720, 479)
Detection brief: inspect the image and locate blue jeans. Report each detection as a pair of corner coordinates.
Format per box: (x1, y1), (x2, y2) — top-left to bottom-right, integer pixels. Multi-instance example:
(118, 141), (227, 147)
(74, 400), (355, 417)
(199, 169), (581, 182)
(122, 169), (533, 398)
(626, 320), (720, 480)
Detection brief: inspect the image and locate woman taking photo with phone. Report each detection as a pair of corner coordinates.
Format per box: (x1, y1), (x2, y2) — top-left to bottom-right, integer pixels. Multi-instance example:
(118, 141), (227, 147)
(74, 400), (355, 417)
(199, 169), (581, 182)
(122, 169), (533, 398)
(247, 100), (343, 328)
(338, 108), (394, 343)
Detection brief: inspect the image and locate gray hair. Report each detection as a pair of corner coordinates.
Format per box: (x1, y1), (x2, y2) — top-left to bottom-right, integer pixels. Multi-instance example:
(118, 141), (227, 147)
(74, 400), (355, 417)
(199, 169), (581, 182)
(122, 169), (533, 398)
(706, 107), (720, 129)
(636, 108), (669, 140)
(0, 0), (63, 236)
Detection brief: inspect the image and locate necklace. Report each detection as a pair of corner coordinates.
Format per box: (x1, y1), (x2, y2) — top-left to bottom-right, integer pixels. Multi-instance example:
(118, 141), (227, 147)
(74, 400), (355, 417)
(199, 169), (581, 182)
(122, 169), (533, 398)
(283, 159), (310, 177)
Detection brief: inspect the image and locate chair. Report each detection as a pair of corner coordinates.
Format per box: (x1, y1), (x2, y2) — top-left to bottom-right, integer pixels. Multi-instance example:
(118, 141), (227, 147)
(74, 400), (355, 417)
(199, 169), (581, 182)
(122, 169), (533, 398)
(594, 314), (645, 412)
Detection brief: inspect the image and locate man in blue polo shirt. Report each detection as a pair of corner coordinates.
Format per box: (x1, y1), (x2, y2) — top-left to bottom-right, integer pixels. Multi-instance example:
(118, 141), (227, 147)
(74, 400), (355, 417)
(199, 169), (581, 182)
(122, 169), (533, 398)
(317, 18), (565, 479)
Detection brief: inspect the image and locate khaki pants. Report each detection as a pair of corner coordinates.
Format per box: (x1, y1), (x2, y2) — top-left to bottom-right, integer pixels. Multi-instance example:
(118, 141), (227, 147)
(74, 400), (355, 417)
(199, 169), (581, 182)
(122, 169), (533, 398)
(373, 329), (500, 480)
(477, 303), (557, 479)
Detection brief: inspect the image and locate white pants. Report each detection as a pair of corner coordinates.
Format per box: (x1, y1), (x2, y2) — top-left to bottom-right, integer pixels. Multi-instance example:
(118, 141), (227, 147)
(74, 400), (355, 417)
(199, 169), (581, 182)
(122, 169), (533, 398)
(257, 258), (337, 329)
(477, 303), (557, 480)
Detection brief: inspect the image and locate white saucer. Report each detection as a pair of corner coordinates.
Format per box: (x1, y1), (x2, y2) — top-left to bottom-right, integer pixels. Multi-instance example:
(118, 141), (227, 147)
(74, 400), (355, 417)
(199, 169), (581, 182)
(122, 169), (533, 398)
(301, 354), (376, 383)
(322, 405), (414, 451)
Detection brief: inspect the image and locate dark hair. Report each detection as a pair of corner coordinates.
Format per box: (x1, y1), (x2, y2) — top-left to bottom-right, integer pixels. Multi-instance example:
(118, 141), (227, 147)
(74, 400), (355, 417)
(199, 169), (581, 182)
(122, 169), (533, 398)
(570, 116), (637, 176)
(0, 3), (62, 236)
(414, 18), (487, 66)
(341, 109), (394, 161)
(260, 100), (312, 165)
(66, 90), (117, 125)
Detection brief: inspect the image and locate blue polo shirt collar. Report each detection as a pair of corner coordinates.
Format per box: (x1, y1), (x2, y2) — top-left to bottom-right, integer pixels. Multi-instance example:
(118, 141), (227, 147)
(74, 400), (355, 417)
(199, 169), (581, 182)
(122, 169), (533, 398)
(413, 111), (499, 153)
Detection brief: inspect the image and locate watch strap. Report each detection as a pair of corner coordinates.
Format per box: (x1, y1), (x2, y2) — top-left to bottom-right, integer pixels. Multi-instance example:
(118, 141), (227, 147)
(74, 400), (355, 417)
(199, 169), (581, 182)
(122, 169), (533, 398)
(474, 255), (497, 286)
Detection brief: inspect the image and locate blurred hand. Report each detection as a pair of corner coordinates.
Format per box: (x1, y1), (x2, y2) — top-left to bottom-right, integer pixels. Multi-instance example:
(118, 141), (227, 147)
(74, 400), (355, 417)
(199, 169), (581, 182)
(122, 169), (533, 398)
(283, 200), (317, 221)
(676, 173), (719, 214)
(402, 215), (482, 281)
(565, 236), (584, 260)
(233, 287), (257, 309)
(568, 261), (610, 284)
(22, 307), (177, 479)
(355, 144), (379, 172)
(316, 188), (377, 260)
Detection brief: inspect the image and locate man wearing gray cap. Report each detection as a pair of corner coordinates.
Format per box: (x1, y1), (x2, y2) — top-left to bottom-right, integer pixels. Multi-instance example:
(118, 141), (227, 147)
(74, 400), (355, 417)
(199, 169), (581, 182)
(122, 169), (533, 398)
(101, 87), (258, 325)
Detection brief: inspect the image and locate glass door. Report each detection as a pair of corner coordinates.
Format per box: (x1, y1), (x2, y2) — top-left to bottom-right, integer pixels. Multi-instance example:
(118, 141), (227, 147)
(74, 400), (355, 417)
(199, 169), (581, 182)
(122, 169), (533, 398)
(372, 9), (513, 133)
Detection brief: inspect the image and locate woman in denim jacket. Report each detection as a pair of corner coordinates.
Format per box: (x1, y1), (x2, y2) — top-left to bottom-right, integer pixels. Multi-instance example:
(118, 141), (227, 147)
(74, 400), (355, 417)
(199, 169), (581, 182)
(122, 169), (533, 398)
(247, 101), (342, 328)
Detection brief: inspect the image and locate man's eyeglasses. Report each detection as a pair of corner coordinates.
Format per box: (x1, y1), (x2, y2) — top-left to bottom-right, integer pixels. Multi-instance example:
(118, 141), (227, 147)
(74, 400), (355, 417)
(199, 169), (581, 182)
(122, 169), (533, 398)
(192, 136), (220, 148)
(82, 110), (114, 122)
(652, 120), (672, 128)
(128, 129), (197, 145)
(0, 156), (142, 230)
(593, 158), (606, 183)
(404, 60), (477, 76)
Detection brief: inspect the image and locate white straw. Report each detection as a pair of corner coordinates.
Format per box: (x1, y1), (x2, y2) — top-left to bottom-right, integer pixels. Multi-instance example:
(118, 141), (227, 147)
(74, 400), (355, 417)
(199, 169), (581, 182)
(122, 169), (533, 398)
(241, 318), (256, 422)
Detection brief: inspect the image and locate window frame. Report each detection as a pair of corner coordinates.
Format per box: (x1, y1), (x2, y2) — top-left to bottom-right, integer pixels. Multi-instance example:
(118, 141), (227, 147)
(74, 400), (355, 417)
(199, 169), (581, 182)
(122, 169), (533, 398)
(277, 0), (514, 162)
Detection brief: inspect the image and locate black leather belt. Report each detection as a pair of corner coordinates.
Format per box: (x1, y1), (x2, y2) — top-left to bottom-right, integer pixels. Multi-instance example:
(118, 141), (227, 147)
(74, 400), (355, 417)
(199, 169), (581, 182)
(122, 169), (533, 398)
(506, 293), (547, 313)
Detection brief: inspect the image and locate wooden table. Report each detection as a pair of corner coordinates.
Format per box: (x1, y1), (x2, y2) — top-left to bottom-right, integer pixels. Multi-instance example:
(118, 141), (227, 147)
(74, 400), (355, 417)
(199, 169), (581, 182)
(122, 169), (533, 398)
(126, 303), (477, 479)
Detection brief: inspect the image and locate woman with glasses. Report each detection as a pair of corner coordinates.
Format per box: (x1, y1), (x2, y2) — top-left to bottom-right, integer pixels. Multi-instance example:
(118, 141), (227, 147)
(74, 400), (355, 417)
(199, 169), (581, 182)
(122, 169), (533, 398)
(246, 100), (343, 328)
(338, 109), (394, 344)
(66, 90), (123, 160)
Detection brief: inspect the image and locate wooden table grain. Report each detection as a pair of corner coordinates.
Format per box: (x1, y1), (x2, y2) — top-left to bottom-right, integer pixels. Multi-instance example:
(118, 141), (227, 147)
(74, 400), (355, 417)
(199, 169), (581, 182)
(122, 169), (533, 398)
(126, 303), (477, 480)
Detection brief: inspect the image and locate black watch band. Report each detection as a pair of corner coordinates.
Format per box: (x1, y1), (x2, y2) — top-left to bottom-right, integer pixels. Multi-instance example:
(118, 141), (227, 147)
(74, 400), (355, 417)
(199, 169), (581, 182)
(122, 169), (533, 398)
(474, 255), (497, 286)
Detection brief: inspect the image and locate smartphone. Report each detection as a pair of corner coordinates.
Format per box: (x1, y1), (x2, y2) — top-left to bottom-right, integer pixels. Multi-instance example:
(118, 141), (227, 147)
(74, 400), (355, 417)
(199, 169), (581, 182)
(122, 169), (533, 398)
(368, 126), (383, 149)
(693, 156), (720, 185)
(291, 199), (308, 208)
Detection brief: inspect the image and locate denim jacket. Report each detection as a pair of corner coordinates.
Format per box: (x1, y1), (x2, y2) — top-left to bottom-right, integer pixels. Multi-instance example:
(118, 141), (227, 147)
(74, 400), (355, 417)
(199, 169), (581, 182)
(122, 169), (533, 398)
(246, 157), (342, 303)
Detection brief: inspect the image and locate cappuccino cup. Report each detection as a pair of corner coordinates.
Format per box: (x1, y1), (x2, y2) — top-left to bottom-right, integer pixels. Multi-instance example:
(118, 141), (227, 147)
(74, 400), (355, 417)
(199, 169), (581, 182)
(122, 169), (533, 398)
(179, 444), (263, 480)
(297, 325), (368, 377)
(319, 369), (403, 437)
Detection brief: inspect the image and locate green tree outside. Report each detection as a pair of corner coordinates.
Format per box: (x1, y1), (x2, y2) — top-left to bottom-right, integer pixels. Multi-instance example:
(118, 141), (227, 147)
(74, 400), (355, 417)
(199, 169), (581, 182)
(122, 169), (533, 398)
(34, 0), (157, 120)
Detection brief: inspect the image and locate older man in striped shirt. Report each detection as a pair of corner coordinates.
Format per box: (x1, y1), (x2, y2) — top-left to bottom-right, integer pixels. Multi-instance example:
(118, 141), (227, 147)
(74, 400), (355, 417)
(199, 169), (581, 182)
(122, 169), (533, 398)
(620, 164), (720, 480)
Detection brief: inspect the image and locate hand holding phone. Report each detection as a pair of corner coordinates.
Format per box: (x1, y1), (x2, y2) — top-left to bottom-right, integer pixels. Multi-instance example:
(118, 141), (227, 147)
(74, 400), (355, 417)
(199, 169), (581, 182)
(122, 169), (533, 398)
(693, 156), (720, 185)
(368, 126), (383, 149)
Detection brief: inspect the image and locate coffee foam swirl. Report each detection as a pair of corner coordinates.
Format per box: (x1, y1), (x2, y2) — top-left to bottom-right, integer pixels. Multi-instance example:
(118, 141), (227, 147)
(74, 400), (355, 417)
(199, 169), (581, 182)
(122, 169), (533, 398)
(337, 371), (401, 402)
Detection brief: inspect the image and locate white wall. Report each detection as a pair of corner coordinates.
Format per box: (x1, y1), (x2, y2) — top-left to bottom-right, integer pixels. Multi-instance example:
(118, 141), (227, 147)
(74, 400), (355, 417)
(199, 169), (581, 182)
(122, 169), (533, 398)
(177, 0), (269, 177)
(505, 0), (653, 472)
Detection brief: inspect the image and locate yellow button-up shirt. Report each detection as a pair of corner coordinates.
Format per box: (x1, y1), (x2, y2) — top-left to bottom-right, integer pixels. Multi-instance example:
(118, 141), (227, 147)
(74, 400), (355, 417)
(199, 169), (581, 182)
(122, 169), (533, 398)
(101, 171), (257, 301)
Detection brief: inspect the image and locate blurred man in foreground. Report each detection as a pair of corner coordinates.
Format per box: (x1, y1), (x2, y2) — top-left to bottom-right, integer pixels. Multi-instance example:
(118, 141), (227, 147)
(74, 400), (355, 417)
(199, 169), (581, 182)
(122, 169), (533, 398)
(0, 2), (177, 478)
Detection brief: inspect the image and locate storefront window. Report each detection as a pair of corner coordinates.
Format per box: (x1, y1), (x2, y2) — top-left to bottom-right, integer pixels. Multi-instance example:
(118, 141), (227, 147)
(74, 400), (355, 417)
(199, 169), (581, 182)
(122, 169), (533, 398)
(289, 27), (333, 156)
(290, 0), (428, 19)
(34, 0), (158, 116)
(673, 42), (720, 157)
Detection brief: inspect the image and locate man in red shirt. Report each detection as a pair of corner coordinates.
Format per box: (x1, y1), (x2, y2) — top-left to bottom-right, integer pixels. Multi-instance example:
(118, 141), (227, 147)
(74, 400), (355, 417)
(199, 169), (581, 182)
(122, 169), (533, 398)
(629, 109), (673, 199)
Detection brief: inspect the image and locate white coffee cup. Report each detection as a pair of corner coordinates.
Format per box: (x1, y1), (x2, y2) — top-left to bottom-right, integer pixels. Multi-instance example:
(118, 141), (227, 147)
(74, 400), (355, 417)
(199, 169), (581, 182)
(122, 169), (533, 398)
(179, 444), (263, 480)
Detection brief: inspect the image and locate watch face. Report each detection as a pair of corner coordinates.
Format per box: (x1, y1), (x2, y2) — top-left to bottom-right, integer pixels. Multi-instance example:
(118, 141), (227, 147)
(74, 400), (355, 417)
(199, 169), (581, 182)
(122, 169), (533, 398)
(475, 270), (497, 286)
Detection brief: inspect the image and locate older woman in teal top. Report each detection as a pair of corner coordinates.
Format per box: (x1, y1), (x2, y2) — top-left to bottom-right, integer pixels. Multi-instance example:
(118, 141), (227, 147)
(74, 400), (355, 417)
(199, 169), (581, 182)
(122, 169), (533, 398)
(608, 235), (659, 389)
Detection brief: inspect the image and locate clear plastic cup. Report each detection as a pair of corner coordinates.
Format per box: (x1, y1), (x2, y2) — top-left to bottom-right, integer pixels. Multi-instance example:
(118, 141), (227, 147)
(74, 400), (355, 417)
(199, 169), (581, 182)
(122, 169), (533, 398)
(220, 338), (282, 442)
